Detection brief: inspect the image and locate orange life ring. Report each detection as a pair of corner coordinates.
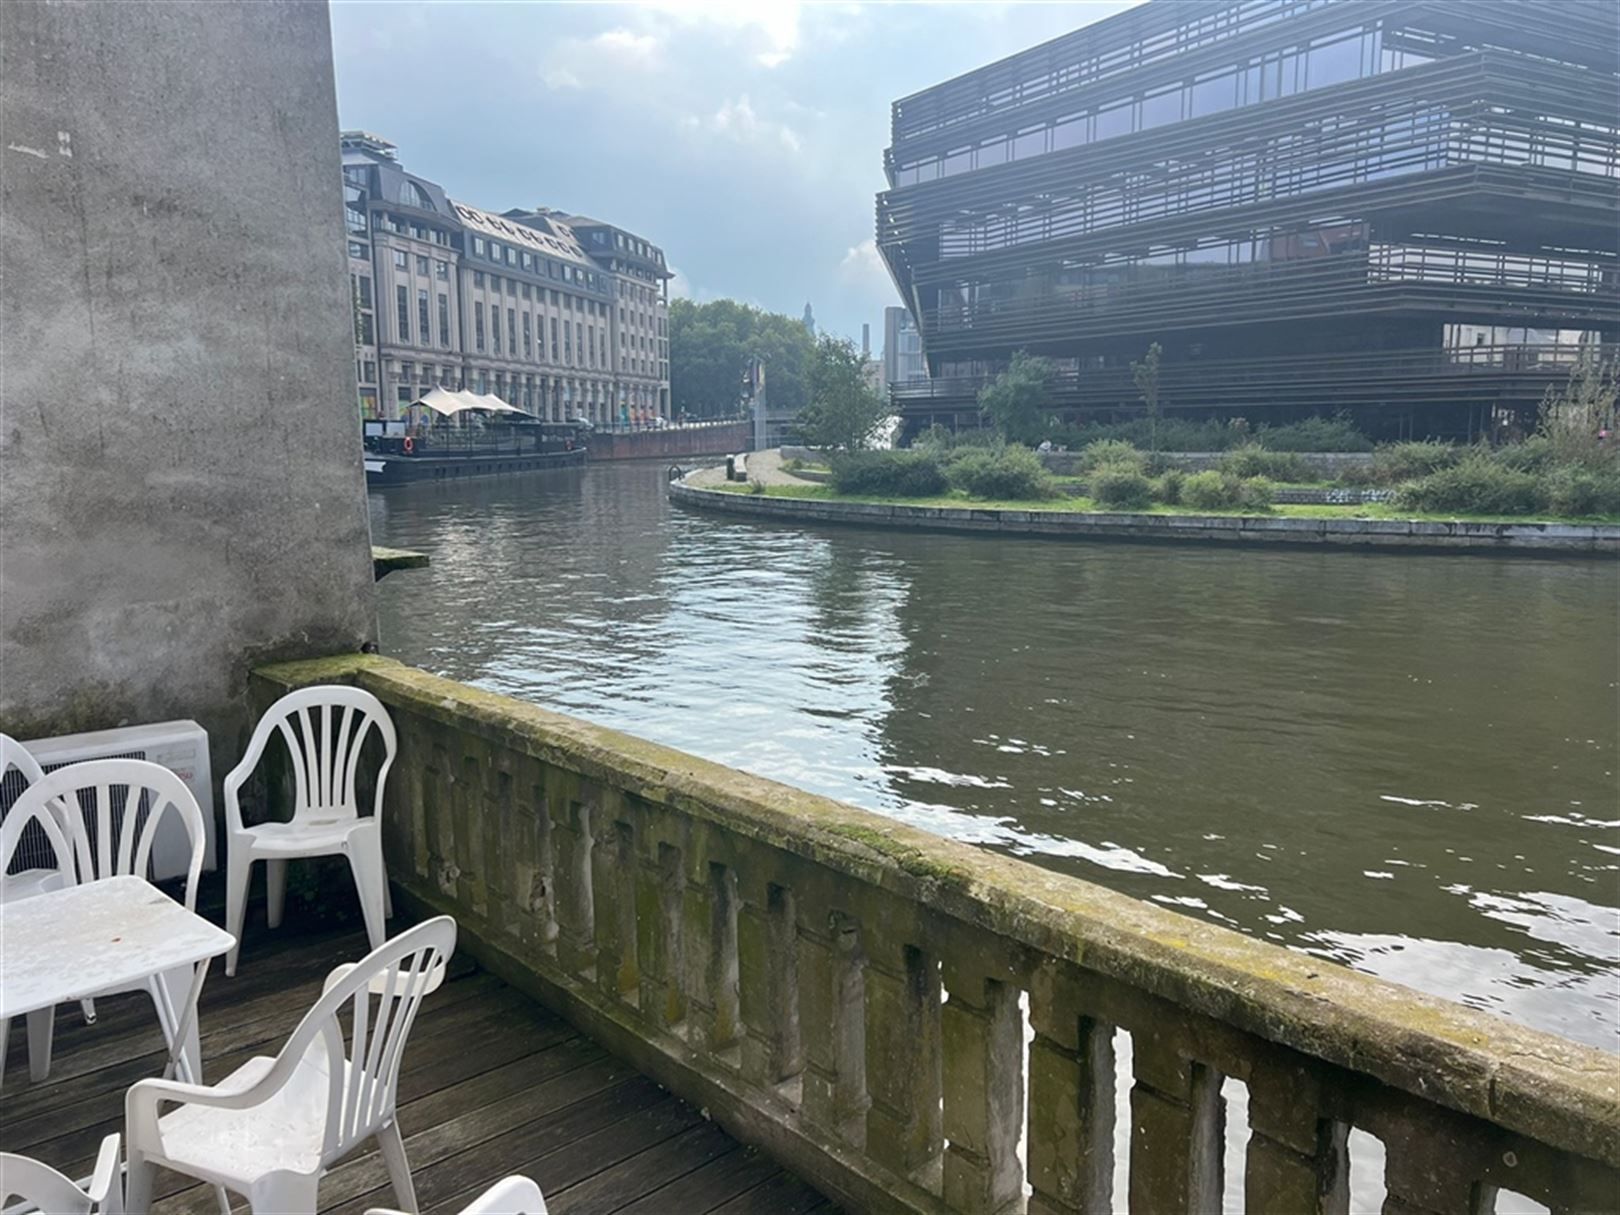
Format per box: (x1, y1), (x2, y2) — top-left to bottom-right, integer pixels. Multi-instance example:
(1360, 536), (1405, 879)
(402, 436), (415, 455)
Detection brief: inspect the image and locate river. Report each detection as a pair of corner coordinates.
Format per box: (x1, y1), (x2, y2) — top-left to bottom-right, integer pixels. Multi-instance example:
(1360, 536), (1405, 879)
(370, 461), (1618, 1051)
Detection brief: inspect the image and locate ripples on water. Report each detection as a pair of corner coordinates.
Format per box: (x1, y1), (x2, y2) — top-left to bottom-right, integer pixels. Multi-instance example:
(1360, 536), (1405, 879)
(371, 464), (1619, 1050)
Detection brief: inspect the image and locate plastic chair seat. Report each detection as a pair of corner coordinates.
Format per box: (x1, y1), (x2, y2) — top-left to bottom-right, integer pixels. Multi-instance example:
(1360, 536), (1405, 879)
(154, 1048), (338, 1184)
(237, 816), (370, 857)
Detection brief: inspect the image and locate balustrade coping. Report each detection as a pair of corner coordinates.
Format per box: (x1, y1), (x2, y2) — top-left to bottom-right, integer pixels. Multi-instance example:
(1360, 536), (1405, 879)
(255, 653), (1620, 1172)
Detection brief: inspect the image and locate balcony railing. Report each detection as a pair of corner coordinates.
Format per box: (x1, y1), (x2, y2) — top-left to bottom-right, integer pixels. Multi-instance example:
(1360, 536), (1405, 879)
(254, 654), (1620, 1215)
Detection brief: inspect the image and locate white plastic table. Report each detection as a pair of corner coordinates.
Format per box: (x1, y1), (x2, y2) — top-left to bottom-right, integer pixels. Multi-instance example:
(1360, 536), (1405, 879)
(0, 875), (235, 1085)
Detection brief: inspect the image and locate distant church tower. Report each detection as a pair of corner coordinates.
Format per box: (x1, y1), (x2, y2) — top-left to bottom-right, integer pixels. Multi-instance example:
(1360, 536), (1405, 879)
(802, 302), (816, 335)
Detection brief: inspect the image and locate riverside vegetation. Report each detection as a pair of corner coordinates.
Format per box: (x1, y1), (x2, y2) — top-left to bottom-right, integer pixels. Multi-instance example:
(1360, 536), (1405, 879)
(771, 357), (1620, 522)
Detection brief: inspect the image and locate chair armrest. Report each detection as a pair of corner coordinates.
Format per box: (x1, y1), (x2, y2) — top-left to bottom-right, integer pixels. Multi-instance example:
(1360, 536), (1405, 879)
(86, 1133), (121, 1208)
(125, 1069), (279, 1148)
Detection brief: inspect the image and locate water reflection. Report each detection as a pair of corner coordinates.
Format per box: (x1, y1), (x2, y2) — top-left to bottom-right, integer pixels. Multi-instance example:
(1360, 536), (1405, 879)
(371, 463), (1619, 1049)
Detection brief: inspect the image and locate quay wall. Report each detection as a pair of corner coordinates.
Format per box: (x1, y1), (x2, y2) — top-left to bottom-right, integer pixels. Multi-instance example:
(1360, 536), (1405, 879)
(589, 421), (752, 461)
(256, 653), (1620, 1215)
(0, 2), (376, 768)
(670, 481), (1620, 556)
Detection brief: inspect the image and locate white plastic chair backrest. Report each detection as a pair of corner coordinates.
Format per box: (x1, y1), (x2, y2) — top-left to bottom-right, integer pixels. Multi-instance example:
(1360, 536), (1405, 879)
(270, 916), (455, 1161)
(0, 1132), (122, 1214)
(229, 686), (397, 829)
(0, 734), (44, 788)
(7, 759), (206, 911)
(0, 734), (50, 898)
(460, 1176), (549, 1215)
(0, 784), (76, 895)
(363, 1174), (547, 1215)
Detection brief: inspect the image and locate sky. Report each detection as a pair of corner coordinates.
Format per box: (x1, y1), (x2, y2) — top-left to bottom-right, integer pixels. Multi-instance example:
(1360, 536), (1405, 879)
(329, 1), (1139, 349)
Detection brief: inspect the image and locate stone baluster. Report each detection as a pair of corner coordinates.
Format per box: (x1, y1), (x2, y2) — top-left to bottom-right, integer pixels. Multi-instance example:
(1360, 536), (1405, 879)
(1244, 1053), (1349, 1215)
(799, 908), (868, 1146)
(593, 817), (640, 1003)
(941, 960), (1023, 1213)
(637, 838), (686, 1028)
(737, 878), (801, 1087)
(1379, 1107), (1492, 1215)
(1128, 1036), (1224, 1215)
(685, 860), (740, 1057)
(551, 795), (597, 978)
(1028, 962), (1115, 1215)
(865, 941), (943, 1180)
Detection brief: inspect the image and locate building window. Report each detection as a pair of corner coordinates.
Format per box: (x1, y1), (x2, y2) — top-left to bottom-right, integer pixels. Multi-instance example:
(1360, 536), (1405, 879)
(474, 302), (485, 352)
(415, 254), (429, 276)
(348, 240), (368, 259)
(438, 293), (450, 347)
(474, 271), (485, 288)
(396, 284), (410, 341)
(357, 312), (375, 345)
(417, 289), (430, 345)
(490, 242), (503, 262)
(473, 237), (486, 257)
(436, 259), (449, 280)
(551, 317), (559, 358)
(491, 306), (502, 354)
(353, 273), (373, 310)
(588, 329), (595, 368)
(392, 250), (407, 270)
(506, 278), (516, 296)
(523, 312), (533, 358)
(508, 308), (517, 357)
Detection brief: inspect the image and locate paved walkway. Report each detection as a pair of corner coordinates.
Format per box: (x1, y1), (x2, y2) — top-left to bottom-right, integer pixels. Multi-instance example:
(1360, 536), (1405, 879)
(686, 448), (816, 488)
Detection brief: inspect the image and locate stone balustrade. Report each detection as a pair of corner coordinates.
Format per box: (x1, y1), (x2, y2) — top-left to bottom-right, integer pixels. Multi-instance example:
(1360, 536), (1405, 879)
(253, 655), (1620, 1214)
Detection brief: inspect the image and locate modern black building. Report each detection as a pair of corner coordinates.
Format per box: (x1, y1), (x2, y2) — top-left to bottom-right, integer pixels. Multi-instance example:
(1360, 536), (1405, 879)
(877, 0), (1619, 440)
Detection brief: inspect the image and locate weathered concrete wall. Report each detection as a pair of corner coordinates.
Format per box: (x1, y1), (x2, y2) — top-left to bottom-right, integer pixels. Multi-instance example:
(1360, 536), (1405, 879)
(1, 3), (376, 766)
(671, 481), (1620, 556)
(256, 653), (1620, 1215)
(589, 421), (752, 461)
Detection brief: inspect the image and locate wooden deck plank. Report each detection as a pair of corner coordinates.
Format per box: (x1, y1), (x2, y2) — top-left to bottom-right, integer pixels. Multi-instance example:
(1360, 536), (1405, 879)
(1, 926), (830, 1215)
(611, 1142), (782, 1215)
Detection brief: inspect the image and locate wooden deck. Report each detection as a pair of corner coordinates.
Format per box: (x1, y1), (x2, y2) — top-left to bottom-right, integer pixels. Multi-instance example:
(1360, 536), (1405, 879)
(0, 914), (834, 1215)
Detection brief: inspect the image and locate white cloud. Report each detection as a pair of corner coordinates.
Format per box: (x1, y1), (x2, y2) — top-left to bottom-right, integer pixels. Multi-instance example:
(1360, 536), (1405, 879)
(685, 94), (802, 153)
(541, 27), (661, 90)
(839, 238), (889, 289)
(644, 0), (802, 67)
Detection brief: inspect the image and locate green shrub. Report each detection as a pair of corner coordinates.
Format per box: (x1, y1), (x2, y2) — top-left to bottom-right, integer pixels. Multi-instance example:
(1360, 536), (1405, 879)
(1256, 415), (1373, 452)
(1395, 454), (1540, 515)
(1156, 468), (1186, 504)
(1373, 441), (1459, 484)
(1181, 470), (1240, 510)
(1490, 436), (1556, 474)
(1540, 466), (1620, 517)
(1236, 476), (1275, 511)
(1220, 444), (1309, 482)
(829, 450), (947, 497)
(1088, 463), (1155, 509)
(1077, 439), (1146, 472)
(946, 445), (1055, 500)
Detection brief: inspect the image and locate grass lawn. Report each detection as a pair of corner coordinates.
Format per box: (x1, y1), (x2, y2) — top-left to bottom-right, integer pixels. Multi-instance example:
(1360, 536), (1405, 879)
(709, 480), (1620, 526)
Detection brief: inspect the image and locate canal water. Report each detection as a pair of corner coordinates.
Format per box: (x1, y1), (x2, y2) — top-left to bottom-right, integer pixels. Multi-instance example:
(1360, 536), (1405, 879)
(370, 462), (1619, 1051)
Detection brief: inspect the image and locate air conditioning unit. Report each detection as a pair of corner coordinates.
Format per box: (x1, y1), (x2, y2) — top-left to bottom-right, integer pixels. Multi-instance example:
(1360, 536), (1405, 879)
(2, 720), (217, 881)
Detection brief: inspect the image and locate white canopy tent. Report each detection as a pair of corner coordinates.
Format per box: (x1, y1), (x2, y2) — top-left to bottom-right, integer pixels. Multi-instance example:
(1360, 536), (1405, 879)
(408, 387), (531, 418)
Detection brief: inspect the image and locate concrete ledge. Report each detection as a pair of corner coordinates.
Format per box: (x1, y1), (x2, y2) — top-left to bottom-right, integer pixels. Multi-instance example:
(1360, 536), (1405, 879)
(669, 480), (1620, 556)
(371, 546), (430, 581)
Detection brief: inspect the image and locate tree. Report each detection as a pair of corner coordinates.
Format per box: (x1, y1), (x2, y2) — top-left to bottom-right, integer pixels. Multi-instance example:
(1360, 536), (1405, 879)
(1537, 357), (1618, 468)
(1132, 342), (1163, 453)
(977, 350), (1055, 445)
(668, 299), (815, 419)
(795, 335), (891, 451)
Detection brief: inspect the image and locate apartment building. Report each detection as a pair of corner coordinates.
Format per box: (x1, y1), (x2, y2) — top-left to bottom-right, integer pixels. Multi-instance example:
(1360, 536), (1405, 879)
(342, 133), (672, 424)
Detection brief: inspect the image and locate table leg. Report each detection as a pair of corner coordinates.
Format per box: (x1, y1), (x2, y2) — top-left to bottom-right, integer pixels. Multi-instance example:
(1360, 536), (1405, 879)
(152, 959), (210, 1085)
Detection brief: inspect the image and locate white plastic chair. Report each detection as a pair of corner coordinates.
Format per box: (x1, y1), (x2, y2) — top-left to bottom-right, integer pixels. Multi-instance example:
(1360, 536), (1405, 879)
(365, 1174), (548, 1215)
(0, 1133), (124, 1214)
(0, 735), (100, 1035)
(2, 759), (208, 1084)
(223, 686), (398, 976)
(0, 779), (77, 1088)
(125, 915), (456, 1215)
